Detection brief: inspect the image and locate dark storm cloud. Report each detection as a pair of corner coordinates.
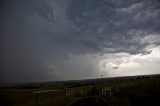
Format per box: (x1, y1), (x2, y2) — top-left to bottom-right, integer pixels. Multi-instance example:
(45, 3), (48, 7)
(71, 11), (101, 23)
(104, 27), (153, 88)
(25, 0), (160, 55)
(1, 0), (160, 83)
(66, 0), (160, 54)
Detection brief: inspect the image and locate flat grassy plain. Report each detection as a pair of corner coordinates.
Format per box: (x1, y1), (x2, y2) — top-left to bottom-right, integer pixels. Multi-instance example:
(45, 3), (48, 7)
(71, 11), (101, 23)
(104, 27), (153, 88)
(0, 83), (91, 106)
(1, 75), (160, 106)
(97, 75), (160, 106)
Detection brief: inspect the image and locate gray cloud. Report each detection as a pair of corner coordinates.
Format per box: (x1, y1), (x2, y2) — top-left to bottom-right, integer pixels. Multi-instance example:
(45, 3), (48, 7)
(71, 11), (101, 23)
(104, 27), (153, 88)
(1, 0), (160, 83)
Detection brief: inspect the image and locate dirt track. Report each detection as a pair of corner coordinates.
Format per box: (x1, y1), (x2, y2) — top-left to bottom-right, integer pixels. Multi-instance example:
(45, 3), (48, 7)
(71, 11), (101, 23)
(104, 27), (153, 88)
(69, 86), (108, 106)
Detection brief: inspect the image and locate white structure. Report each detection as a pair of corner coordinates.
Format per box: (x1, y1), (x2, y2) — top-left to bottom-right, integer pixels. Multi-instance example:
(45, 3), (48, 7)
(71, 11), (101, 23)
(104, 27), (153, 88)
(101, 87), (112, 96)
(101, 87), (119, 96)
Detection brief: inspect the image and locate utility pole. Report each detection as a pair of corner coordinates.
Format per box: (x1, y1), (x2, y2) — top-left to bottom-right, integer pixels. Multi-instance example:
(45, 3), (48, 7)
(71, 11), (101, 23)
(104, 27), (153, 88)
(101, 75), (103, 83)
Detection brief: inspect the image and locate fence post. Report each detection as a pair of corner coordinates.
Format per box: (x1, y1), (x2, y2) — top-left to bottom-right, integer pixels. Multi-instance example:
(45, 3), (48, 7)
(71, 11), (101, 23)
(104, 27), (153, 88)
(101, 88), (104, 96)
(35, 94), (38, 105)
(65, 91), (67, 96)
(80, 90), (83, 96)
(109, 89), (112, 96)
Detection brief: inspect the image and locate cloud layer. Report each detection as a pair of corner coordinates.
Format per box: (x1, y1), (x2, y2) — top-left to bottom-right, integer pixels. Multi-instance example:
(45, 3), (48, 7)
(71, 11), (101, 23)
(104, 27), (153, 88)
(1, 0), (160, 83)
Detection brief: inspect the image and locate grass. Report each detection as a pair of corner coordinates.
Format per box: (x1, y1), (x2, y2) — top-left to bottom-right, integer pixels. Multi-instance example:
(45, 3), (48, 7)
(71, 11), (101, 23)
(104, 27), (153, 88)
(97, 76), (160, 106)
(1, 75), (160, 106)
(0, 84), (91, 106)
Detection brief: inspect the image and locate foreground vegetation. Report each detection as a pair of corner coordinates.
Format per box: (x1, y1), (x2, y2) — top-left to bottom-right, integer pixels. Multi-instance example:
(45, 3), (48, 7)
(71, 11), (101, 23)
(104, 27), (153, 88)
(0, 75), (160, 106)
(98, 75), (160, 106)
(0, 83), (90, 106)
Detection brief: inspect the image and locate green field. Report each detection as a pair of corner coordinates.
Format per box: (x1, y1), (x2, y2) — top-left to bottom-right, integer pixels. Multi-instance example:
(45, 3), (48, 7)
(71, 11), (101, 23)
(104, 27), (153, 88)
(0, 83), (91, 106)
(1, 75), (160, 106)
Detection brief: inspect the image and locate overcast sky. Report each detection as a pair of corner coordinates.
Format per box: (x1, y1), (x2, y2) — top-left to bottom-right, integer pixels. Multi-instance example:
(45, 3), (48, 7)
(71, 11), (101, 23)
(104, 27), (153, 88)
(1, 0), (160, 83)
